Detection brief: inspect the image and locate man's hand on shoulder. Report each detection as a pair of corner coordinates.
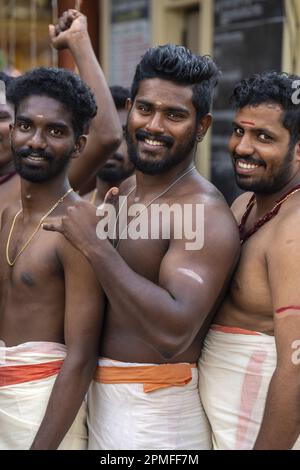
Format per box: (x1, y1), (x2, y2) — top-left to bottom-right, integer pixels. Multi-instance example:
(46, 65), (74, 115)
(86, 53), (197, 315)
(43, 188), (119, 257)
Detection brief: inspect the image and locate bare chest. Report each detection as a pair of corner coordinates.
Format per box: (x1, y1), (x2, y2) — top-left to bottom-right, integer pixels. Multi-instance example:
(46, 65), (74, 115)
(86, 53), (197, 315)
(0, 224), (62, 295)
(230, 227), (273, 315)
(0, 177), (20, 218)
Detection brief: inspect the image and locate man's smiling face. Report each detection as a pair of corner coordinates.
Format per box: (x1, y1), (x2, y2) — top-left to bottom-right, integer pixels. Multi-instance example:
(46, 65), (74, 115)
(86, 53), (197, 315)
(230, 103), (299, 194)
(11, 95), (78, 183)
(126, 78), (199, 175)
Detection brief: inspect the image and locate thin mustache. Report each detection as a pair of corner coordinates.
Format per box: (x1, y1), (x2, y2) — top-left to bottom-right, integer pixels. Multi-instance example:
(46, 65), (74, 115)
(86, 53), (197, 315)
(136, 129), (174, 147)
(233, 154), (264, 166)
(16, 149), (53, 160)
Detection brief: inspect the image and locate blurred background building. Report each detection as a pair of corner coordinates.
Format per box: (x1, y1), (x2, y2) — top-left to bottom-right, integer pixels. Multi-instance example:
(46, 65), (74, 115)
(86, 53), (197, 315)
(0, 0), (299, 202)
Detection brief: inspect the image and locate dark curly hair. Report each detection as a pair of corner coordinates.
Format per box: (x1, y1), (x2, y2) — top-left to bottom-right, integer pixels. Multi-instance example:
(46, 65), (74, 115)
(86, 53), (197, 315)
(131, 44), (220, 123)
(7, 67), (97, 138)
(110, 85), (130, 110)
(0, 71), (15, 88)
(232, 71), (300, 147)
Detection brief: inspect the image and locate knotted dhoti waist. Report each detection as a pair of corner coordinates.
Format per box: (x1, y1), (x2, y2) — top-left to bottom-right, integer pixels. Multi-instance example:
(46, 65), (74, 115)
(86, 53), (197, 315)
(88, 358), (211, 450)
(94, 360), (196, 392)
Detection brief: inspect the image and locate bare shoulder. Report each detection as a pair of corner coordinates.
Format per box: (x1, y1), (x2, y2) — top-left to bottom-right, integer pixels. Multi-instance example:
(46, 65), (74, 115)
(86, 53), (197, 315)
(202, 189), (240, 255)
(175, 173), (237, 224)
(170, 174), (240, 254)
(265, 196), (300, 291)
(83, 190), (93, 202)
(271, 195), (300, 246)
(230, 191), (253, 223)
(1, 201), (22, 231)
(54, 225), (88, 269)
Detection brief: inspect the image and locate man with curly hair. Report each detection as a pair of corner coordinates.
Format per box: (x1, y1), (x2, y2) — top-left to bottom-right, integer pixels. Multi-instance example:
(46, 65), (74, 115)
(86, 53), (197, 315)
(0, 60), (106, 451)
(44, 44), (240, 450)
(0, 9), (122, 221)
(198, 71), (300, 450)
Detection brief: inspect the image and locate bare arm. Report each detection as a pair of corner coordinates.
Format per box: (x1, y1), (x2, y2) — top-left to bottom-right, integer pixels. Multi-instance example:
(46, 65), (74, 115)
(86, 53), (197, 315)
(49, 10), (122, 190)
(254, 213), (300, 449)
(44, 197), (240, 359)
(30, 238), (104, 450)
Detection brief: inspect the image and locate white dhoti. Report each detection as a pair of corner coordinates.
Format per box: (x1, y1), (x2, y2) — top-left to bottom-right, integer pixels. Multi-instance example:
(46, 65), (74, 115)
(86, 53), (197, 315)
(0, 341), (87, 450)
(87, 357), (212, 450)
(198, 325), (300, 449)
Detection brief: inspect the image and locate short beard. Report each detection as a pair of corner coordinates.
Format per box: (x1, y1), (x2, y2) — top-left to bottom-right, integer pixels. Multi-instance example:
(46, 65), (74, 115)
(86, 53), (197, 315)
(12, 147), (72, 183)
(234, 145), (295, 194)
(97, 164), (133, 184)
(126, 128), (198, 175)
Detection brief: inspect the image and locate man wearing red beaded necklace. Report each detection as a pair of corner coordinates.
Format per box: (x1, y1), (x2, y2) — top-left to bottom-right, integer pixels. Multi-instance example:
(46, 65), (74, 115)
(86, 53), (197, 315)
(198, 71), (300, 450)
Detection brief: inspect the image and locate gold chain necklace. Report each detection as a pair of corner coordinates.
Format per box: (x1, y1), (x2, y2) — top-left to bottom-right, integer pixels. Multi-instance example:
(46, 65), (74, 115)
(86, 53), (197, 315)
(113, 166), (196, 249)
(6, 187), (74, 266)
(90, 188), (98, 205)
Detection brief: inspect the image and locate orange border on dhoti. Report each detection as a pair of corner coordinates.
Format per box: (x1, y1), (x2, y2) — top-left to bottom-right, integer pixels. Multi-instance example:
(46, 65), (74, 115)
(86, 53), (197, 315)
(94, 362), (196, 393)
(0, 360), (64, 387)
(211, 324), (262, 336)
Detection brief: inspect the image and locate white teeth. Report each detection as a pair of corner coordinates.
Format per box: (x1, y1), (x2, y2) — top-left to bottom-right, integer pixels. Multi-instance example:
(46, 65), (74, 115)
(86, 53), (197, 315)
(144, 138), (165, 147)
(237, 161), (259, 169)
(28, 156), (44, 161)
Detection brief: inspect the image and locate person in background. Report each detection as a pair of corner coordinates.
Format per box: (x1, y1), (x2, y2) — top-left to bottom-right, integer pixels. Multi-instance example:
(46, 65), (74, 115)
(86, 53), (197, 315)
(85, 86), (134, 206)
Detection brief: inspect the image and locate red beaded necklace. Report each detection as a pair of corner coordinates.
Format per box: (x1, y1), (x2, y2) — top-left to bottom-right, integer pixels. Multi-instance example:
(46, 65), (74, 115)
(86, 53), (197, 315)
(239, 183), (300, 244)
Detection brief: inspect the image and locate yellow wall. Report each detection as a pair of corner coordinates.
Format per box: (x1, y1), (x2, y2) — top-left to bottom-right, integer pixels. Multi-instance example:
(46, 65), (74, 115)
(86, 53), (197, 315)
(283, 0), (300, 74)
